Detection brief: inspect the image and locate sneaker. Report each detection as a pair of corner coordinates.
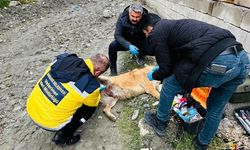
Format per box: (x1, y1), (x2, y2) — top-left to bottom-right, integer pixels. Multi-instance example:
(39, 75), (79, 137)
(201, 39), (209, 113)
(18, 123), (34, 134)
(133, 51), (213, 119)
(110, 68), (117, 76)
(52, 130), (80, 145)
(144, 111), (167, 136)
(192, 136), (208, 150)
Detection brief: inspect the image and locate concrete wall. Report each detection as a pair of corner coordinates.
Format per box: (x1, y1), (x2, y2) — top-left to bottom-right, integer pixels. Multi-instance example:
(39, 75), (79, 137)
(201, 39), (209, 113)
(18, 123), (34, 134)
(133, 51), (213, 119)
(143, 0), (250, 53)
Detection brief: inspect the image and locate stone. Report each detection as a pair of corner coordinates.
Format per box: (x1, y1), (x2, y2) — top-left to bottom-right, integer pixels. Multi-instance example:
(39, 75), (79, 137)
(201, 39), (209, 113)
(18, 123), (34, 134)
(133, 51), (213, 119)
(141, 148), (152, 150)
(217, 118), (245, 142)
(138, 119), (150, 136)
(9, 1), (21, 7)
(103, 9), (113, 18)
(131, 109), (139, 120)
(152, 101), (159, 106)
(143, 104), (150, 108)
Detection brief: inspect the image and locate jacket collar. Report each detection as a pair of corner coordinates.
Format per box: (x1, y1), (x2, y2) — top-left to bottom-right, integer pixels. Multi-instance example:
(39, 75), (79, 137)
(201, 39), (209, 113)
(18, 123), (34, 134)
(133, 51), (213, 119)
(84, 58), (94, 75)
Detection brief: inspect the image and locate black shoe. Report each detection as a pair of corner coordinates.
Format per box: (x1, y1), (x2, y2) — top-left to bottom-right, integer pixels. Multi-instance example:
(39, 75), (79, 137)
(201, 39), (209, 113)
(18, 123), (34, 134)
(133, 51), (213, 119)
(144, 111), (167, 136)
(192, 136), (208, 150)
(52, 130), (80, 145)
(110, 68), (117, 76)
(66, 134), (80, 145)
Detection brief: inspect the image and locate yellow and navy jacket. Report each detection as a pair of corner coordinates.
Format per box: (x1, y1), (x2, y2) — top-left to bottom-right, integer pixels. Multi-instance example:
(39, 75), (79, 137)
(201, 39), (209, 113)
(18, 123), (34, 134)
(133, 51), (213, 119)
(26, 53), (101, 130)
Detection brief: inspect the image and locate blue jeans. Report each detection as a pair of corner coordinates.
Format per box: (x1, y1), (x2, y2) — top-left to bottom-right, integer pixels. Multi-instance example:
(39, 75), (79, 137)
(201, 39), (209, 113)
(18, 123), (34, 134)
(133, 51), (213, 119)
(156, 50), (250, 144)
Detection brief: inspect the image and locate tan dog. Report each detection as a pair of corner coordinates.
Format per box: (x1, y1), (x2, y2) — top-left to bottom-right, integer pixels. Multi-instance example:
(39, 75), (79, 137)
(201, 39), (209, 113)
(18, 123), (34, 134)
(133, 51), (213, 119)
(98, 66), (161, 121)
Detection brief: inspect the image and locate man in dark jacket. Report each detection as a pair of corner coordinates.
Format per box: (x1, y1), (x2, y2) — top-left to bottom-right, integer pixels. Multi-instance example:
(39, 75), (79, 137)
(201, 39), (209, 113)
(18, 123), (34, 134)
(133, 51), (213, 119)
(108, 3), (160, 76)
(143, 19), (250, 150)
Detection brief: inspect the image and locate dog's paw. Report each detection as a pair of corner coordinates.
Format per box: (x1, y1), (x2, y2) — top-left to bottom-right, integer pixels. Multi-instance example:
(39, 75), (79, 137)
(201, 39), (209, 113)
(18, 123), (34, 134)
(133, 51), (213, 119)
(103, 110), (117, 122)
(108, 115), (117, 122)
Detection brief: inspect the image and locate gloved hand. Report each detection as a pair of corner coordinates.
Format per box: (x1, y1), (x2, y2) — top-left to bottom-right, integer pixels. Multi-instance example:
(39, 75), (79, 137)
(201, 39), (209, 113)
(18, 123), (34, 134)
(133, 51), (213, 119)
(128, 45), (139, 55)
(147, 65), (159, 81)
(99, 85), (106, 92)
(152, 65), (159, 72)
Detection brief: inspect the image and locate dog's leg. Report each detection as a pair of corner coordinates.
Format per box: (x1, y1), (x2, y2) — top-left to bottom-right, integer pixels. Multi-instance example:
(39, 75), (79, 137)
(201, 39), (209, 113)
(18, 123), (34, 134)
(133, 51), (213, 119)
(102, 97), (119, 121)
(146, 88), (160, 99)
(142, 82), (160, 99)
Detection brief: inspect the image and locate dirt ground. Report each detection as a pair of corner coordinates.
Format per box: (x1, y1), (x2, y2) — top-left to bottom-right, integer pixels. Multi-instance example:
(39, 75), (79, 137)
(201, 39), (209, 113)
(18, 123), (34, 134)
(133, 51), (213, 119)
(0, 0), (137, 149)
(0, 0), (250, 150)
(0, 0), (173, 149)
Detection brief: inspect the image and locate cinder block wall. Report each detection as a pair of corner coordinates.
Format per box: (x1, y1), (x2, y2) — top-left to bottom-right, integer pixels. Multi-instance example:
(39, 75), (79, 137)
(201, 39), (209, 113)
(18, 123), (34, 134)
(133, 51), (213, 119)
(143, 0), (250, 53)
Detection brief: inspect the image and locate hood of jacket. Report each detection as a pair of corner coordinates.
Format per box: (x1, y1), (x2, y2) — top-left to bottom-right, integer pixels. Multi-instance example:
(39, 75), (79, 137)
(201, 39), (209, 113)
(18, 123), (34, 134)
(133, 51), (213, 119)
(50, 53), (90, 83)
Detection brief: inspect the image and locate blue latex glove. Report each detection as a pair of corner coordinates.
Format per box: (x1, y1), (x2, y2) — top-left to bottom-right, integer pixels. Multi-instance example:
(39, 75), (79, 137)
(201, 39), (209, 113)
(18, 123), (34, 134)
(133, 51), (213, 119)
(147, 65), (159, 81)
(128, 45), (139, 55)
(152, 65), (159, 71)
(147, 70), (154, 81)
(99, 85), (106, 92)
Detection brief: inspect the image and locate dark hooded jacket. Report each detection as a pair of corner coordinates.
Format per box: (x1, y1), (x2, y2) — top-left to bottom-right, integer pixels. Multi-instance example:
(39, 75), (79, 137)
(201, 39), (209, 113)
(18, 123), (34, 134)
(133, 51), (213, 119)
(50, 53), (90, 83)
(114, 5), (149, 49)
(147, 19), (242, 92)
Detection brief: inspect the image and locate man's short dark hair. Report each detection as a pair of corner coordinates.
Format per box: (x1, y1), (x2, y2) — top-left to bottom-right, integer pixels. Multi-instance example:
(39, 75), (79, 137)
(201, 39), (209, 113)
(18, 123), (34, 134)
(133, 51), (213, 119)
(142, 13), (161, 30)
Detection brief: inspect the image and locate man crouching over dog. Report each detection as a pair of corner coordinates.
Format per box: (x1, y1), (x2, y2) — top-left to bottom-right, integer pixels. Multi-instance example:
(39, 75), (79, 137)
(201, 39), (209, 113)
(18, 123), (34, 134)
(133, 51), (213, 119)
(143, 19), (250, 150)
(26, 53), (109, 145)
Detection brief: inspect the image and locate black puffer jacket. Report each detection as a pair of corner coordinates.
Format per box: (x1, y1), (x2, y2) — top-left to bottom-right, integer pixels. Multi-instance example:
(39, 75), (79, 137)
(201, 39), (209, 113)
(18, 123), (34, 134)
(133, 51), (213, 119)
(148, 19), (242, 92)
(114, 5), (149, 49)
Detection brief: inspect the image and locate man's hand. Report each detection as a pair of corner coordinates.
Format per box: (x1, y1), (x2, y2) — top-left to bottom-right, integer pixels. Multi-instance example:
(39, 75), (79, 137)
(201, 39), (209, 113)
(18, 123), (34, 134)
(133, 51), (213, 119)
(152, 65), (159, 72)
(147, 65), (159, 81)
(99, 85), (106, 92)
(129, 45), (139, 55)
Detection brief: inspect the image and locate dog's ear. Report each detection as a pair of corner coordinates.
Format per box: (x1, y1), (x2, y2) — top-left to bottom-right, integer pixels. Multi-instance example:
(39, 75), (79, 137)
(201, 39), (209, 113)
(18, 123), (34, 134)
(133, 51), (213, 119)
(98, 75), (112, 84)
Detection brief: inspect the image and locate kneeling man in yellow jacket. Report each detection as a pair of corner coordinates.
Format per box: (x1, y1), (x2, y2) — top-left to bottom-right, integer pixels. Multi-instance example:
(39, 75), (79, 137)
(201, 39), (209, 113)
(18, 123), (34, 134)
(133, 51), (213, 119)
(26, 53), (109, 145)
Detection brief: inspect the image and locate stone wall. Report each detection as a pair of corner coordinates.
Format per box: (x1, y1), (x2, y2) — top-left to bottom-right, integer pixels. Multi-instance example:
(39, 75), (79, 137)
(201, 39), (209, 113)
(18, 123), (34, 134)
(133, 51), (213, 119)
(143, 0), (250, 53)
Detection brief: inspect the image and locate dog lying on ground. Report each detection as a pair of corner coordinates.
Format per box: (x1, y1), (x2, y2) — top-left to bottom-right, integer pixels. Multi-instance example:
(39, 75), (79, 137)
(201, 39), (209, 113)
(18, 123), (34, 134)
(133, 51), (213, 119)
(98, 65), (161, 121)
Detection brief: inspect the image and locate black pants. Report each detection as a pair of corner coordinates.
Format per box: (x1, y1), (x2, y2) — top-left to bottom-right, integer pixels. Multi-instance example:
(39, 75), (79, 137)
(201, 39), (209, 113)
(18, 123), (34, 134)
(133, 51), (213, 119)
(60, 104), (96, 136)
(108, 40), (154, 69)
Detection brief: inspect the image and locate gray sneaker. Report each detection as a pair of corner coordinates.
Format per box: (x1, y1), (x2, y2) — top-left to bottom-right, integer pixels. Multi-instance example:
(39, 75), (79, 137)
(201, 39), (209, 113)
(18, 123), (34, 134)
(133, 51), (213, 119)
(144, 111), (167, 136)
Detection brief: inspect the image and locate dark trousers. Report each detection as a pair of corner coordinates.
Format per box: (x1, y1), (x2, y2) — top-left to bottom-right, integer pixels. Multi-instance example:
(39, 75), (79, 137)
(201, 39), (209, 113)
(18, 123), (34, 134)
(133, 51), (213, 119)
(60, 104), (96, 136)
(108, 40), (154, 69)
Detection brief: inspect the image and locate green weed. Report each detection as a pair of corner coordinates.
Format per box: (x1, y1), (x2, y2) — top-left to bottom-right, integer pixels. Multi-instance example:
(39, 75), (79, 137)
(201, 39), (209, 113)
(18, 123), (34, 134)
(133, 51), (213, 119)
(0, 0), (9, 8)
(117, 101), (141, 150)
(0, 0), (35, 8)
(168, 128), (226, 150)
(19, 0), (35, 4)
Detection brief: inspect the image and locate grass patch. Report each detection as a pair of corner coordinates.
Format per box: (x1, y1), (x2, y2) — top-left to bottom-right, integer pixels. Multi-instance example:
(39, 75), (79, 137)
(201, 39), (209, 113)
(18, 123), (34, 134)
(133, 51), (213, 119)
(209, 136), (227, 150)
(0, 0), (35, 8)
(0, 0), (9, 8)
(117, 96), (157, 150)
(19, 0), (35, 4)
(119, 53), (156, 74)
(168, 116), (226, 150)
(116, 53), (158, 149)
(172, 132), (194, 150)
(117, 100), (141, 150)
